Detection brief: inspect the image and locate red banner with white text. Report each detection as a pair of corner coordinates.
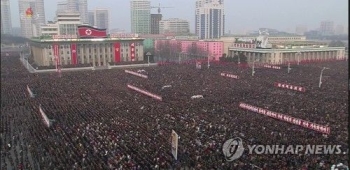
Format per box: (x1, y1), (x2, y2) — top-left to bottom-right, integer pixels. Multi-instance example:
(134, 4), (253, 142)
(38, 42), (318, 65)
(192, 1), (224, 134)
(71, 43), (77, 65)
(127, 84), (162, 101)
(130, 42), (135, 61)
(114, 42), (121, 63)
(239, 102), (330, 134)
(53, 44), (60, 67)
(274, 82), (306, 92)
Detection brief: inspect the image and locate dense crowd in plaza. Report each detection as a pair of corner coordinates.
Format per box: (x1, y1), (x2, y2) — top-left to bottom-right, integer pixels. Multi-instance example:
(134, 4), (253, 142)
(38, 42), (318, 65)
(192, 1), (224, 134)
(1, 55), (348, 169)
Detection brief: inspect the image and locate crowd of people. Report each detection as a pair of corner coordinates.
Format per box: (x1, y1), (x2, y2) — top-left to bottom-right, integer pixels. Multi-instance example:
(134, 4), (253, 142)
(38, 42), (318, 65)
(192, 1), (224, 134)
(1, 55), (348, 169)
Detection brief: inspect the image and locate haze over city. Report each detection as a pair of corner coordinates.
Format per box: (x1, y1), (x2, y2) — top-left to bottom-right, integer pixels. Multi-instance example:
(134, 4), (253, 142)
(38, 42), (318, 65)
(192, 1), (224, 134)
(8, 0), (349, 34)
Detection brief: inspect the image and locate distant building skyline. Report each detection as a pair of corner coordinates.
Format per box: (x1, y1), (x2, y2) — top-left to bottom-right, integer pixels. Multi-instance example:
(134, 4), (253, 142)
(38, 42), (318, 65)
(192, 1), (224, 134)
(130, 0), (151, 34)
(335, 24), (344, 35)
(67, 0), (88, 24)
(18, 0), (46, 38)
(94, 8), (109, 32)
(1, 0), (12, 34)
(88, 10), (95, 26)
(320, 20), (334, 36)
(159, 18), (189, 35)
(150, 14), (162, 34)
(5, 0), (349, 36)
(295, 25), (308, 35)
(195, 0), (225, 39)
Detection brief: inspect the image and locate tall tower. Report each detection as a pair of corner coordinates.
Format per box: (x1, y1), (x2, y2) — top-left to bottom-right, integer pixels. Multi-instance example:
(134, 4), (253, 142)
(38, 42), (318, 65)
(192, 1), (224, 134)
(35, 0), (45, 26)
(94, 8), (109, 33)
(320, 21), (334, 36)
(88, 10), (95, 27)
(18, 0), (45, 38)
(195, 0), (225, 39)
(18, 0), (35, 38)
(150, 14), (162, 34)
(67, 0), (88, 24)
(1, 0), (12, 35)
(130, 0), (151, 34)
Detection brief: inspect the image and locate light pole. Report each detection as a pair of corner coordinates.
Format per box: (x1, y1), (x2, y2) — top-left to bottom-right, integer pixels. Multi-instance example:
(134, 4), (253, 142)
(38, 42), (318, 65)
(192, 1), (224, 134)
(207, 56), (210, 69)
(252, 56), (258, 76)
(146, 52), (151, 66)
(319, 67), (329, 88)
(287, 62), (291, 73)
(297, 51), (301, 65)
(148, 55), (150, 66)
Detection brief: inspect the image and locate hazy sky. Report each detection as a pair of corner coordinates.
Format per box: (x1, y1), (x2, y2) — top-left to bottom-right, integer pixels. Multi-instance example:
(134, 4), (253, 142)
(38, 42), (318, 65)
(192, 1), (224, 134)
(10, 0), (348, 34)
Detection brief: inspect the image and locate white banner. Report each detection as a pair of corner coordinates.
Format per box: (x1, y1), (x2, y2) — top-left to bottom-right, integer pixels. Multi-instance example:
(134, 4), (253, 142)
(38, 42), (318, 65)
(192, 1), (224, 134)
(239, 102), (330, 134)
(274, 82), (306, 92)
(125, 70), (148, 79)
(39, 105), (51, 128)
(171, 130), (179, 160)
(263, 64), (281, 70)
(27, 85), (35, 98)
(220, 73), (240, 79)
(127, 84), (162, 101)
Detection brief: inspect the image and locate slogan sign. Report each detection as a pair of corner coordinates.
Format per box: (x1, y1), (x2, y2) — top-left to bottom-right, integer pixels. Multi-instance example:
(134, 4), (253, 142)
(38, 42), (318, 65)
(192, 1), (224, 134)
(274, 82), (306, 92)
(125, 70), (148, 79)
(239, 102), (330, 134)
(53, 43), (60, 69)
(263, 65), (281, 70)
(171, 130), (179, 160)
(114, 42), (121, 63)
(130, 43), (135, 61)
(127, 84), (162, 101)
(52, 35), (77, 39)
(110, 33), (139, 38)
(39, 105), (51, 128)
(70, 43), (77, 65)
(220, 72), (240, 79)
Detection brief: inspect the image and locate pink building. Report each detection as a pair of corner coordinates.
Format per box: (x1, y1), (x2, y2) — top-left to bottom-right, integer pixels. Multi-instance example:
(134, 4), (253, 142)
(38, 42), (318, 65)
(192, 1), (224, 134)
(155, 39), (223, 60)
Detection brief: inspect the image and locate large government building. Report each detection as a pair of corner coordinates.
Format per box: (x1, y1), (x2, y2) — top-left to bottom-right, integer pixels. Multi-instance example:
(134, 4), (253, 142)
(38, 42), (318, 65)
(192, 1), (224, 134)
(226, 32), (347, 64)
(30, 26), (144, 67)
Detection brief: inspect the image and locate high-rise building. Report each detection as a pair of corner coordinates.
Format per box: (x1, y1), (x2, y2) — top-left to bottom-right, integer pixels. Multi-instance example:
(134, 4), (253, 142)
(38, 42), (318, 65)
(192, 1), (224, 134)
(35, 0), (45, 26)
(94, 8), (109, 33)
(320, 21), (334, 36)
(150, 14), (162, 34)
(295, 25), (308, 35)
(67, 0), (88, 24)
(56, 12), (82, 35)
(18, 0), (36, 38)
(159, 18), (189, 35)
(195, 0), (225, 39)
(88, 10), (95, 27)
(335, 25), (344, 35)
(56, 1), (68, 13)
(130, 0), (151, 34)
(1, 0), (12, 35)
(18, 0), (46, 38)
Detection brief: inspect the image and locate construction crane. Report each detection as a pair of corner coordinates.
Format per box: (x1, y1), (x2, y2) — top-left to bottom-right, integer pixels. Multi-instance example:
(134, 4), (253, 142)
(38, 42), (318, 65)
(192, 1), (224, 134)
(150, 3), (174, 14)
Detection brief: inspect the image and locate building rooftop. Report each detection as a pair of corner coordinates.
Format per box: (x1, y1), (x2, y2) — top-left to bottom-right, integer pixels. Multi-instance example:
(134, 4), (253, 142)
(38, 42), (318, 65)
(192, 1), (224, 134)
(228, 46), (345, 52)
(30, 36), (144, 42)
